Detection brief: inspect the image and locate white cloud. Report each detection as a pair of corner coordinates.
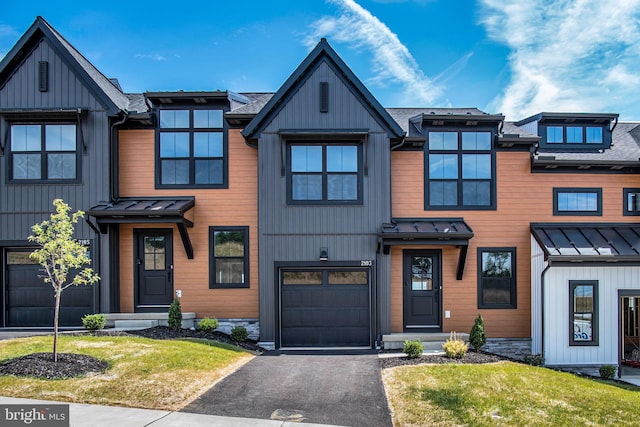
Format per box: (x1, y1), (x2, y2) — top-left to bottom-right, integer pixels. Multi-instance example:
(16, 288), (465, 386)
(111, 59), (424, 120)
(480, 0), (640, 120)
(135, 53), (169, 62)
(306, 0), (443, 104)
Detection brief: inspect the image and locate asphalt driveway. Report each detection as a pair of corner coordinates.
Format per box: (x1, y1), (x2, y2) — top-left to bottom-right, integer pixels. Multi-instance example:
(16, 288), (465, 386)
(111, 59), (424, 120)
(182, 350), (392, 427)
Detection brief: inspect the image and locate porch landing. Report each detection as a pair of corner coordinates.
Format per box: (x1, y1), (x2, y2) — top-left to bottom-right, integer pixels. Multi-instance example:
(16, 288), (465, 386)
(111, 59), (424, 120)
(382, 333), (469, 351)
(103, 312), (196, 330)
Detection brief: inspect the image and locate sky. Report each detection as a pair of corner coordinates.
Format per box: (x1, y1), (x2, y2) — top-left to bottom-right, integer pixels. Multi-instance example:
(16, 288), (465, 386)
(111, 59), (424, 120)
(1, 0), (640, 121)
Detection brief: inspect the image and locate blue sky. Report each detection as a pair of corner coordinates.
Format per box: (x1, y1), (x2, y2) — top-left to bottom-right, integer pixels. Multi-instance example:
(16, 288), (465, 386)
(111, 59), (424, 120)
(1, 0), (640, 120)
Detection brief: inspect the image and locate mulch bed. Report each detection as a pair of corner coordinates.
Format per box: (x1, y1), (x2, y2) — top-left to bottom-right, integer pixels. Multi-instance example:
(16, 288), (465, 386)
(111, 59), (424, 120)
(0, 352), (108, 379)
(126, 326), (264, 352)
(380, 350), (508, 369)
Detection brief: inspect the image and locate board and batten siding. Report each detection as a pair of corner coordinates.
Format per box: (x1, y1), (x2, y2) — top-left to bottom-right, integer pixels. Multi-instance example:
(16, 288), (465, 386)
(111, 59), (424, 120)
(391, 148), (640, 338)
(117, 128), (259, 318)
(543, 266), (640, 366)
(0, 38), (113, 312)
(256, 59), (393, 344)
(530, 237), (546, 354)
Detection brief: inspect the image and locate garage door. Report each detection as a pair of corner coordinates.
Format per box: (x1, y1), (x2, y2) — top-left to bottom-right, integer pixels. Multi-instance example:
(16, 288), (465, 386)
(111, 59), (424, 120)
(5, 249), (94, 327)
(280, 269), (370, 347)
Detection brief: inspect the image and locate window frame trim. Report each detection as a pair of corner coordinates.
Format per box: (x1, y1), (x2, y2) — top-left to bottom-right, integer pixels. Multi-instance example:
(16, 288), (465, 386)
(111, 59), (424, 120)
(155, 107), (229, 189)
(285, 141), (364, 205)
(539, 123), (611, 149)
(623, 188), (640, 216)
(477, 247), (517, 309)
(7, 121), (81, 184)
(569, 280), (599, 346)
(423, 127), (497, 211)
(552, 187), (603, 216)
(209, 226), (250, 289)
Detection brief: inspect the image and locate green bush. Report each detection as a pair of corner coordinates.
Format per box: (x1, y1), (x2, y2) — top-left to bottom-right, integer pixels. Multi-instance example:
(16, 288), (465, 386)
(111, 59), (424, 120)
(197, 317), (219, 332)
(442, 332), (469, 359)
(469, 314), (486, 350)
(82, 314), (106, 331)
(403, 340), (424, 358)
(167, 298), (182, 330)
(230, 326), (248, 342)
(523, 354), (545, 366)
(599, 365), (616, 379)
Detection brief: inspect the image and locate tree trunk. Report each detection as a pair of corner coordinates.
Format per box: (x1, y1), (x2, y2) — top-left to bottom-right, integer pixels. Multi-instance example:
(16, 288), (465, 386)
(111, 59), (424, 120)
(53, 288), (61, 363)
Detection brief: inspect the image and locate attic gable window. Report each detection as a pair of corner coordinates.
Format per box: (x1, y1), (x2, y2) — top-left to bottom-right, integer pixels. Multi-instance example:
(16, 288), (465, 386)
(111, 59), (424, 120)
(156, 109), (227, 189)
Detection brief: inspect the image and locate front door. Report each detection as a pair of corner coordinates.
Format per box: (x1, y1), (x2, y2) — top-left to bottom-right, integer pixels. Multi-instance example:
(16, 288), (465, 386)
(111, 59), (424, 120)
(403, 250), (441, 331)
(135, 229), (173, 311)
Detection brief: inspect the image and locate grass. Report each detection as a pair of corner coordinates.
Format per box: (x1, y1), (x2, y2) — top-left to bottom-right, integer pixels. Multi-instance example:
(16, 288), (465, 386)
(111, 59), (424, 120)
(0, 334), (255, 410)
(383, 361), (640, 427)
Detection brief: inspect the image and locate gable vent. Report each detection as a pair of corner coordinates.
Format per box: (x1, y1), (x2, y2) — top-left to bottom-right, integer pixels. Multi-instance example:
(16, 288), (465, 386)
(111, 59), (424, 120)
(320, 82), (329, 113)
(38, 61), (49, 92)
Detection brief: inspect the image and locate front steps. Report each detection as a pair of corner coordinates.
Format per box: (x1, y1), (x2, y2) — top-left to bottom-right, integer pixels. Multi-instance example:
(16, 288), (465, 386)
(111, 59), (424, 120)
(103, 312), (196, 330)
(382, 332), (470, 351)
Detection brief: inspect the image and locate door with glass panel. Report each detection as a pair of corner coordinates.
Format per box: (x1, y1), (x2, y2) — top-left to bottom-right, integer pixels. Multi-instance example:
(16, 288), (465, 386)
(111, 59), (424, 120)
(135, 229), (173, 309)
(403, 250), (441, 331)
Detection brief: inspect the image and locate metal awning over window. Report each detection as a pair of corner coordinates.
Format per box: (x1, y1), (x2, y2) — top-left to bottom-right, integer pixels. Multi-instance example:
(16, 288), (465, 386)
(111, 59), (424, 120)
(379, 218), (474, 279)
(89, 197), (195, 259)
(531, 223), (640, 263)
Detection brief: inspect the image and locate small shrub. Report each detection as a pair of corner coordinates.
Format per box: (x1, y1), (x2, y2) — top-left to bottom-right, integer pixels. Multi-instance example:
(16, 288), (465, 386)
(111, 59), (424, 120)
(167, 298), (182, 330)
(523, 354), (545, 366)
(469, 314), (487, 350)
(82, 314), (106, 331)
(197, 317), (219, 332)
(403, 340), (424, 358)
(442, 332), (469, 359)
(599, 365), (616, 379)
(230, 326), (248, 342)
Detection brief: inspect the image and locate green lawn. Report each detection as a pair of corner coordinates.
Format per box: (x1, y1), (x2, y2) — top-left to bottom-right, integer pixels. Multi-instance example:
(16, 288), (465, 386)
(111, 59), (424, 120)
(383, 361), (639, 427)
(0, 335), (254, 410)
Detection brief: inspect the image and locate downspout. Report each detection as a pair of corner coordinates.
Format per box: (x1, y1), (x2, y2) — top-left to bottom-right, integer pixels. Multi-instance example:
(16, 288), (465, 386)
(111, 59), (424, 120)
(540, 261), (552, 359)
(110, 112), (128, 202)
(610, 115), (618, 134)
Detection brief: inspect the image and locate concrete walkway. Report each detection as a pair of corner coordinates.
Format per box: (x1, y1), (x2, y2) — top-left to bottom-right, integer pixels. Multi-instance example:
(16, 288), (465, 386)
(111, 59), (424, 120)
(0, 397), (341, 427)
(182, 350), (391, 427)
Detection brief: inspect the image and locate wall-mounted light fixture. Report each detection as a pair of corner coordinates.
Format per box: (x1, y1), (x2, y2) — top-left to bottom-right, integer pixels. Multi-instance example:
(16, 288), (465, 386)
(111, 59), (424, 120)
(319, 247), (328, 261)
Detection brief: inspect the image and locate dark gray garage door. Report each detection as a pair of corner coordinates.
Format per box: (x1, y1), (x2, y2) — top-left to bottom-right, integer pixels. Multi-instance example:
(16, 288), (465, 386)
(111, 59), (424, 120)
(5, 249), (94, 327)
(280, 269), (370, 347)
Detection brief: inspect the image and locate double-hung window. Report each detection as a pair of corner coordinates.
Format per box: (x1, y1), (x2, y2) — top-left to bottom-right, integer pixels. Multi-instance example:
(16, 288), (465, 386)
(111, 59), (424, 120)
(209, 226), (249, 288)
(10, 124), (78, 181)
(570, 280), (598, 346)
(288, 143), (362, 204)
(477, 248), (517, 309)
(157, 109), (226, 188)
(425, 131), (494, 209)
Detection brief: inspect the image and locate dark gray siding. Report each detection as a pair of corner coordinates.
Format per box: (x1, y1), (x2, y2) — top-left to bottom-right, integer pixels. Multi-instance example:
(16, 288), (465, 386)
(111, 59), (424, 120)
(0, 38), (112, 314)
(257, 60), (392, 344)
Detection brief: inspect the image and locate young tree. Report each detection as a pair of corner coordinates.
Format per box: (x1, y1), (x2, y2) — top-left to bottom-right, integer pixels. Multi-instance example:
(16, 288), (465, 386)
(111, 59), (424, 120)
(29, 199), (100, 362)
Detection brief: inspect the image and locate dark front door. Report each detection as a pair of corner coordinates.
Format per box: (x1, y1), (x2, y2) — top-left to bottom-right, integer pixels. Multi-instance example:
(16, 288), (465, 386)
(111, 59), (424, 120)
(403, 250), (441, 331)
(135, 230), (173, 310)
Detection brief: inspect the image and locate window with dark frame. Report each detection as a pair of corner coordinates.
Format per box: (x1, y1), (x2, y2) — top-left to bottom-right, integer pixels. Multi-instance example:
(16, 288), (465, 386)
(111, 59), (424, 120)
(570, 280), (599, 346)
(543, 125), (605, 145)
(288, 142), (362, 204)
(477, 248), (516, 309)
(10, 123), (78, 181)
(553, 188), (602, 216)
(209, 227), (249, 288)
(157, 109), (226, 188)
(623, 188), (640, 216)
(425, 130), (494, 209)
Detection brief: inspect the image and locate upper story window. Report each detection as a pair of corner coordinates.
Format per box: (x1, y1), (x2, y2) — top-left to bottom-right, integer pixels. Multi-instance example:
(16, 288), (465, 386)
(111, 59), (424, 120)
(425, 130), (495, 210)
(10, 123), (78, 182)
(287, 142), (362, 204)
(624, 188), (640, 216)
(546, 125), (604, 144)
(553, 188), (602, 216)
(156, 109), (226, 188)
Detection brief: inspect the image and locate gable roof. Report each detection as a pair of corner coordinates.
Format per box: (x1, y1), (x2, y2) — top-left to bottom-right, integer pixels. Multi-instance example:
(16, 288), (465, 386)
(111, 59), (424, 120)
(0, 16), (130, 115)
(242, 38), (404, 141)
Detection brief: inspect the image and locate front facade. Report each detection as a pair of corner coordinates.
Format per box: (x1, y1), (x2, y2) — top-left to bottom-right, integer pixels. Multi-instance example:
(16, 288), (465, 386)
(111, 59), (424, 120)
(1, 18), (639, 371)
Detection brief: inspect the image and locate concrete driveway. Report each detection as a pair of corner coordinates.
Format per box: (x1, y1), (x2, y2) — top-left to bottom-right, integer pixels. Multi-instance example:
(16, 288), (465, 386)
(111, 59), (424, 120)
(182, 350), (392, 427)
